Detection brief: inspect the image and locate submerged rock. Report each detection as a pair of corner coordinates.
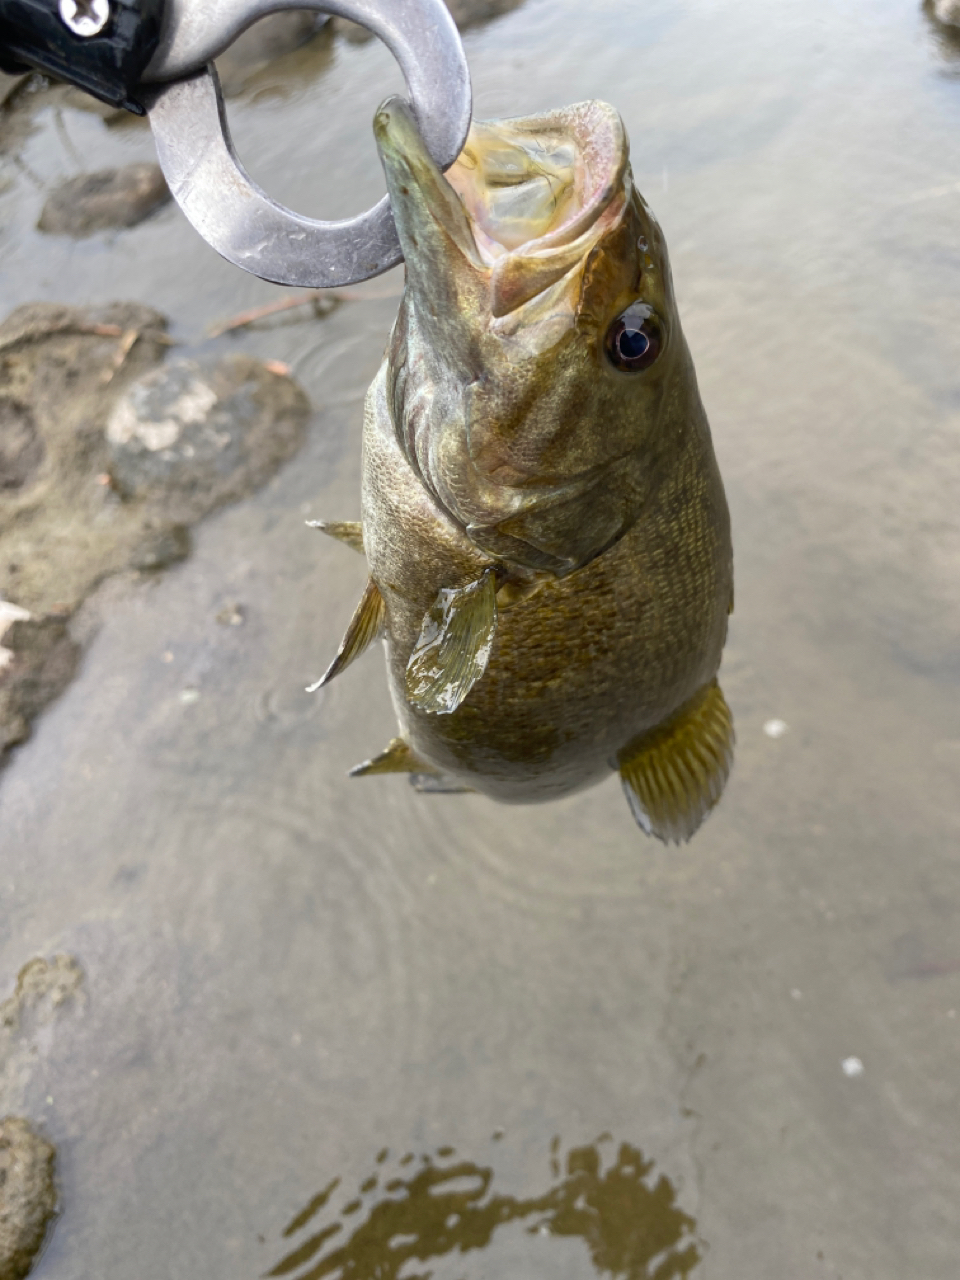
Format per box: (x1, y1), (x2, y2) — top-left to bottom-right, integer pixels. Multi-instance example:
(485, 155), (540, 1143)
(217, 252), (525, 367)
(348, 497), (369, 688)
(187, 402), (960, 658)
(445, 0), (526, 27)
(332, 0), (524, 42)
(0, 957), (84, 1034)
(0, 302), (311, 764)
(0, 401), (43, 492)
(37, 164), (170, 237)
(0, 615), (80, 755)
(215, 12), (326, 94)
(0, 1118), (57, 1280)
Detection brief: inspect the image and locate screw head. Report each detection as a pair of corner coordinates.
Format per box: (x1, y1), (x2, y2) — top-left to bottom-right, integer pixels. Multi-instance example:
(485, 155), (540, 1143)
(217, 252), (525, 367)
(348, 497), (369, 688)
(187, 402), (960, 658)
(59, 0), (111, 38)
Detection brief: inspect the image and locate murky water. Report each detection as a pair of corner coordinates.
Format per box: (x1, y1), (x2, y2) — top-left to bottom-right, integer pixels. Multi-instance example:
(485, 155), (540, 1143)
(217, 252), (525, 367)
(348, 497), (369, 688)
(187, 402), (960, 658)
(1, 0), (959, 1274)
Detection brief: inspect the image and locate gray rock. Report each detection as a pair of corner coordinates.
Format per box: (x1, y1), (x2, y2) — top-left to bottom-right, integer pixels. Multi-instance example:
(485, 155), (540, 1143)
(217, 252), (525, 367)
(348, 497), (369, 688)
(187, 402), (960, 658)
(37, 164), (170, 237)
(0, 302), (312, 764)
(106, 355), (310, 523)
(0, 1117), (57, 1280)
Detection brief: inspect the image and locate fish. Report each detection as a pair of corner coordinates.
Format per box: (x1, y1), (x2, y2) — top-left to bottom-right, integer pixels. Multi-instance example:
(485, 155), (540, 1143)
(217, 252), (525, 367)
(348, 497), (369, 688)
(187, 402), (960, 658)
(311, 96), (734, 844)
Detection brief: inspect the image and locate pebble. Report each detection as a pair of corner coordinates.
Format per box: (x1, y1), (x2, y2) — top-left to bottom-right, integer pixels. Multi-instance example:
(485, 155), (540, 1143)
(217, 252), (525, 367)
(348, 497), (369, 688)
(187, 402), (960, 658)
(841, 1057), (864, 1078)
(763, 718), (789, 739)
(37, 164), (170, 237)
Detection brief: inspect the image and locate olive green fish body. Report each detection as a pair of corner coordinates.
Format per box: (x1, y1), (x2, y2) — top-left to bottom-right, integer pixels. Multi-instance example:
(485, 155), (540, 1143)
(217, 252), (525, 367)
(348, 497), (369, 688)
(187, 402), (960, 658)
(317, 98), (735, 841)
(361, 358), (731, 804)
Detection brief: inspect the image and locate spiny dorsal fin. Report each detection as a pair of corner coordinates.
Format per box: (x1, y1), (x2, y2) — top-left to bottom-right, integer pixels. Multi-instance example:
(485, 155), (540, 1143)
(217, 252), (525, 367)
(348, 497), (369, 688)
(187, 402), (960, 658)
(306, 578), (384, 693)
(349, 737), (436, 777)
(405, 569), (497, 715)
(618, 679), (734, 845)
(307, 520), (365, 553)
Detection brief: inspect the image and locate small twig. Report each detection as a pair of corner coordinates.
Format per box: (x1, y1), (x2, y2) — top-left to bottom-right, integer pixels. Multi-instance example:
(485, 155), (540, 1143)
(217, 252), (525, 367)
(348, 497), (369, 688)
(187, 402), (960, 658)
(100, 328), (140, 384)
(82, 322), (174, 345)
(208, 280), (404, 337)
(208, 290), (341, 337)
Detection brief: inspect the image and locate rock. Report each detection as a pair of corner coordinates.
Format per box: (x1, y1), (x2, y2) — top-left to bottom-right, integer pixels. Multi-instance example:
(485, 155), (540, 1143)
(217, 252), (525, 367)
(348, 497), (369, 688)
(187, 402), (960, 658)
(329, 17), (375, 44)
(128, 524), (192, 572)
(105, 355), (309, 523)
(332, 0), (523, 42)
(0, 301), (311, 764)
(37, 165), (170, 237)
(0, 402), (43, 492)
(445, 0), (525, 28)
(0, 1117), (57, 1280)
(933, 0), (960, 26)
(0, 616), (80, 754)
(0, 957), (83, 1033)
(215, 12), (326, 94)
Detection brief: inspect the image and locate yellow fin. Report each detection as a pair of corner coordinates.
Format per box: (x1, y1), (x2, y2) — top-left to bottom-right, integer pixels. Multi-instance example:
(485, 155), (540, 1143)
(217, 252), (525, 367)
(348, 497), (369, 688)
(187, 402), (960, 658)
(618, 679), (734, 845)
(307, 520), (365, 553)
(306, 578), (384, 692)
(405, 569), (497, 715)
(349, 738), (436, 777)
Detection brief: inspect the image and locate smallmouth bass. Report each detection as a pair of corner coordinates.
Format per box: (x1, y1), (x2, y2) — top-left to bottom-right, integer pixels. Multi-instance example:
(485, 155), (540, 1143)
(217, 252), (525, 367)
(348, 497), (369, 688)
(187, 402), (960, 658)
(313, 97), (734, 843)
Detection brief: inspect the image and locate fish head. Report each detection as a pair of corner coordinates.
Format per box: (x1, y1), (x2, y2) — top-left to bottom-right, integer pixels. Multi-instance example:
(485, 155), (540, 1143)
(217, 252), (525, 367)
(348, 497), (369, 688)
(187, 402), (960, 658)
(375, 96), (699, 574)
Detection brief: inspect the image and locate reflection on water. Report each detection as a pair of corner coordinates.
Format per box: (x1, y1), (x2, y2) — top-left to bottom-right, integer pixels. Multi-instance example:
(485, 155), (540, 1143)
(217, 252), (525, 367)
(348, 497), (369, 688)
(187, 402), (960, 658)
(269, 1135), (699, 1279)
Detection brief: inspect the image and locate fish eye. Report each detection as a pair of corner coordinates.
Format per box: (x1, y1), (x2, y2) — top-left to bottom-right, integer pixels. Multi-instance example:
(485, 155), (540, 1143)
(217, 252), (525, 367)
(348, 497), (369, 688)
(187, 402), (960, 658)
(605, 303), (663, 373)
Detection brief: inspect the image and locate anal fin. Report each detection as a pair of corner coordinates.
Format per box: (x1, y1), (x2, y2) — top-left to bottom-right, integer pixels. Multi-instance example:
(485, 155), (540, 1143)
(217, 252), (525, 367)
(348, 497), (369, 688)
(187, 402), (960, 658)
(405, 569), (497, 715)
(307, 520), (365, 553)
(618, 679), (734, 845)
(349, 739), (472, 793)
(307, 578), (384, 692)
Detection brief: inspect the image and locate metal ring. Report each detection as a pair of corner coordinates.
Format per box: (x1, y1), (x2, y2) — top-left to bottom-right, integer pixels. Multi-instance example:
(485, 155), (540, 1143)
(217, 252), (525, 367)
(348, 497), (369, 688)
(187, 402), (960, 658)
(142, 0), (471, 287)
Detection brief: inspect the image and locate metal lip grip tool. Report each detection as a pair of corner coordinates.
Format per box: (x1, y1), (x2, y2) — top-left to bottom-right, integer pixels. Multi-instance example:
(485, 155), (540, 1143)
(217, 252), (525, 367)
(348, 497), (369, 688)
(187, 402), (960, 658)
(0, 0), (472, 287)
(141, 0), (473, 287)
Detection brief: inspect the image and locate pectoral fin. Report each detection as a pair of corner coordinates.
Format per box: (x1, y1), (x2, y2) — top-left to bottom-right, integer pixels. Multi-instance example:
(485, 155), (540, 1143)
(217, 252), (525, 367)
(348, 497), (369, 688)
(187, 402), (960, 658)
(618, 679), (734, 845)
(306, 578), (385, 693)
(307, 520), (365, 553)
(405, 570), (497, 715)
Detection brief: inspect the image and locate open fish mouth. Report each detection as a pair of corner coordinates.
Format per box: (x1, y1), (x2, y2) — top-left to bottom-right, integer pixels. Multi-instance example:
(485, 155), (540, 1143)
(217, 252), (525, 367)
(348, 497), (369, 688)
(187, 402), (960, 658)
(446, 105), (628, 264)
(373, 96), (630, 321)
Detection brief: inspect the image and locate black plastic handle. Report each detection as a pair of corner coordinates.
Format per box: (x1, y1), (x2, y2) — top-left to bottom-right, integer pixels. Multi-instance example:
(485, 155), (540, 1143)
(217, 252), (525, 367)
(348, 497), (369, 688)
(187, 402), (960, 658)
(0, 0), (165, 114)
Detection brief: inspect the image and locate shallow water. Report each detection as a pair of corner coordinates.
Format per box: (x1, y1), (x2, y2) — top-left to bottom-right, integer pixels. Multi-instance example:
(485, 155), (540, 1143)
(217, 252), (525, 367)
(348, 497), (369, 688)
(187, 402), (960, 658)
(1, 0), (959, 1274)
